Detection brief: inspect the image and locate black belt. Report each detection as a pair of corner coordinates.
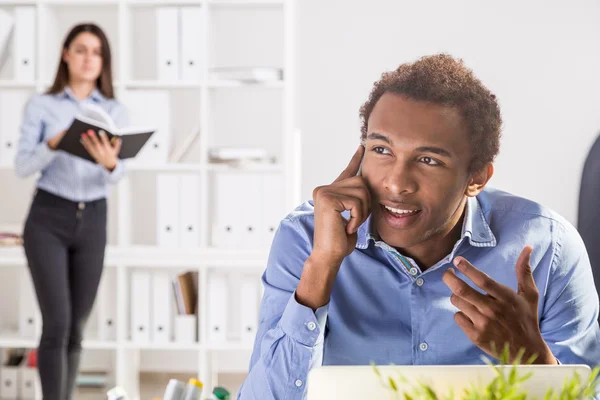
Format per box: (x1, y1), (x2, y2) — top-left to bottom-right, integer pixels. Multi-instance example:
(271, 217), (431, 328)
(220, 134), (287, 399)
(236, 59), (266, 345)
(34, 188), (106, 211)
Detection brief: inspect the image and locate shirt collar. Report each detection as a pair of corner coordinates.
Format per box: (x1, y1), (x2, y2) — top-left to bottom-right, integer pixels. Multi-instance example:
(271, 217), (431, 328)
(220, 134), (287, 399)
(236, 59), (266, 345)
(355, 195), (497, 250)
(61, 86), (105, 103)
(461, 195), (497, 247)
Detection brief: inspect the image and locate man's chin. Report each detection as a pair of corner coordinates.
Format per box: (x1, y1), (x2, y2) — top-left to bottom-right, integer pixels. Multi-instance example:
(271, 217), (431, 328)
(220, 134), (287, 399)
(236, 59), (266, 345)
(380, 235), (423, 250)
(373, 218), (424, 249)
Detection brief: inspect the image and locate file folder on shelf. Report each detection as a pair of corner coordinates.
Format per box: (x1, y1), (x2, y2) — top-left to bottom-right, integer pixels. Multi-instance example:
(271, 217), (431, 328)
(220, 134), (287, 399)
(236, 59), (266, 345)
(207, 274), (228, 342)
(156, 7), (180, 81)
(152, 272), (172, 343)
(18, 358), (38, 400)
(156, 174), (181, 248)
(121, 90), (170, 165)
(238, 174), (262, 250)
(0, 91), (29, 167)
(130, 271), (151, 342)
(179, 7), (203, 82)
(239, 278), (259, 343)
(261, 174), (285, 247)
(97, 272), (117, 341)
(13, 7), (35, 82)
(212, 173), (243, 249)
(179, 174), (200, 248)
(0, 366), (18, 399)
(18, 270), (38, 340)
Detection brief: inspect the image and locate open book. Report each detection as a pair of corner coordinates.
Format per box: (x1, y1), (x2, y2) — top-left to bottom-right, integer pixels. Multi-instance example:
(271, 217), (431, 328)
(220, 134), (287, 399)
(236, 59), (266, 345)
(56, 103), (156, 164)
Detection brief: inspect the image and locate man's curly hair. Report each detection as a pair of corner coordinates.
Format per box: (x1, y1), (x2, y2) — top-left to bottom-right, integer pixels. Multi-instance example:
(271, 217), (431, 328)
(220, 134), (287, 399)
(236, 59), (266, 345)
(359, 54), (502, 173)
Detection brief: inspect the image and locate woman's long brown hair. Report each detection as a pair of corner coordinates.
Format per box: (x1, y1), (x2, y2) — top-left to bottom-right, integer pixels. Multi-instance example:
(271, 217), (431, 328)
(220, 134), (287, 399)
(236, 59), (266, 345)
(46, 23), (115, 99)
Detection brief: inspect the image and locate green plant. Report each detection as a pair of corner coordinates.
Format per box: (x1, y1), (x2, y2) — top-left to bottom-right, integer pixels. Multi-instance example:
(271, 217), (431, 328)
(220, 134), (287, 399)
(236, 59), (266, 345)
(372, 344), (600, 400)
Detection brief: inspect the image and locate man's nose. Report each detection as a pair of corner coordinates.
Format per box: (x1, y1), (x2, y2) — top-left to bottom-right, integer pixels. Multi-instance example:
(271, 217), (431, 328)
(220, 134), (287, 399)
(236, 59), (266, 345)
(383, 162), (418, 195)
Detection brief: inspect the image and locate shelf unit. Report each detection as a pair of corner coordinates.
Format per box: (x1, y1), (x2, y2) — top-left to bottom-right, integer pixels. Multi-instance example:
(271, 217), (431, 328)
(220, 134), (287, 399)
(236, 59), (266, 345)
(0, 0), (298, 397)
(0, 0), (286, 4)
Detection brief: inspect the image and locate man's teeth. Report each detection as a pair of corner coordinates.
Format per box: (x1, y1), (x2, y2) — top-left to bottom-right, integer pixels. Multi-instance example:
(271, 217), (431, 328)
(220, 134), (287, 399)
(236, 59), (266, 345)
(384, 205), (419, 215)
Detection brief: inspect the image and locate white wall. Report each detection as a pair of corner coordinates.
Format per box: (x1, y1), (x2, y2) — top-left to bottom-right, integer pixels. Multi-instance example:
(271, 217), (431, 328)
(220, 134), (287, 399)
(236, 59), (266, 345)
(296, 0), (600, 225)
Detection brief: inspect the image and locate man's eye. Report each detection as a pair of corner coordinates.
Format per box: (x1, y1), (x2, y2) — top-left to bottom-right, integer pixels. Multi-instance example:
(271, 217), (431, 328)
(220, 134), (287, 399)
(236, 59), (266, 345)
(419, 156), (440, 166)
(373, 146), (391, 155)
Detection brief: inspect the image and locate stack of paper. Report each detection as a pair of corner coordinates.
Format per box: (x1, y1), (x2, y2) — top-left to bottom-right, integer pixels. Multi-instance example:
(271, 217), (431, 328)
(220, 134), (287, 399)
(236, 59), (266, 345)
(209, 67), (283, 83)
(0, 233), (22, 246)
(208, 147), (274, 165)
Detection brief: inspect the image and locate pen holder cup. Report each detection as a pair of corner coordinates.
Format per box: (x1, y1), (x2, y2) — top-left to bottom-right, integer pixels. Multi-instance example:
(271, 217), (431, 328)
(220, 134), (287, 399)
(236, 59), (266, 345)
(175, 315), (197, 344)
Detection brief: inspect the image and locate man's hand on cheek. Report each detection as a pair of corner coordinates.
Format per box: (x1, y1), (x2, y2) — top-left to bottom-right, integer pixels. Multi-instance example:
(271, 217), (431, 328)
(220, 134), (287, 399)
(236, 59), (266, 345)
(442, 246), (557, 365)
(311, 145), (370, 265)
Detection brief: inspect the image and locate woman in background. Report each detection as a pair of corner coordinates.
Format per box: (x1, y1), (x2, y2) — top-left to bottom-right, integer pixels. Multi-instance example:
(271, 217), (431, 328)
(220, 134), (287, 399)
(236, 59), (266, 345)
(14, 23), (127, 400)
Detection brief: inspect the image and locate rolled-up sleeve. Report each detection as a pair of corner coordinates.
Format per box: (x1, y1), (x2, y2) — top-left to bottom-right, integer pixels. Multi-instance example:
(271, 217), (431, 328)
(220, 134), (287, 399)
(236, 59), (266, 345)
(238, 215), (328, 400)
(14, 96), (57, 178)
(102, 160), (125, 184)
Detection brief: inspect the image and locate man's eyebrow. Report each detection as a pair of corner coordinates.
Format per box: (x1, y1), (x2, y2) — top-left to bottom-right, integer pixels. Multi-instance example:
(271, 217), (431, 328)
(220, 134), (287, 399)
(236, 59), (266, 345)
(415, 146), (452, 158)
(367, 132), (392, 145)
(367, 132), (453, 157)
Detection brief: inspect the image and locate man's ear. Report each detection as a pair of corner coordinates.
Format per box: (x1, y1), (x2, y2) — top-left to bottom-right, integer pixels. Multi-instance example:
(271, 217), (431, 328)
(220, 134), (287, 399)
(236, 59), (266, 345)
(465, 163), (494, 197)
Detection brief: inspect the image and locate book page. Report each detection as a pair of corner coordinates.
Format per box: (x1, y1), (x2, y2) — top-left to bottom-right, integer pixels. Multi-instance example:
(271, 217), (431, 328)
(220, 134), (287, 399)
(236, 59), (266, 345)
(73, 115), (114, 135)
(78, 103), (116, 130)
(117, 126), (156, 136)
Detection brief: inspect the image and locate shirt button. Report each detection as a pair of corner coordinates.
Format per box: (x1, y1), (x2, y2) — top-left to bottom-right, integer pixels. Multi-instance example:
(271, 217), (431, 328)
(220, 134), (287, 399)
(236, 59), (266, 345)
(409, 267), (418, 275)
(419, 342), (429, 351)
(306, 321), (316, 331)
(295, 379), (303, 387)
(416, 278), (424, 287)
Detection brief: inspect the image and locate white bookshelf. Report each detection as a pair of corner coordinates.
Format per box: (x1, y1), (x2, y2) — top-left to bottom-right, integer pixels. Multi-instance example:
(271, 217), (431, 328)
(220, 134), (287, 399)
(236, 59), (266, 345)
(0, 0), (285, 3)
(0, 0), (297, 398)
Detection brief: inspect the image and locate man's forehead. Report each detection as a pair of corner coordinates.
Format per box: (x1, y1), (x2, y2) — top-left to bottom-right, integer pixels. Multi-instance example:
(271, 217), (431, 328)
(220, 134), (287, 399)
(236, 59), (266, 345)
(373, 93), (459, 118)
(369, 95), (466, 135)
